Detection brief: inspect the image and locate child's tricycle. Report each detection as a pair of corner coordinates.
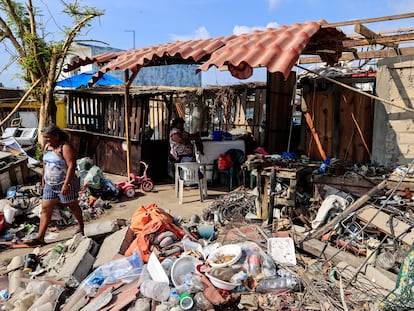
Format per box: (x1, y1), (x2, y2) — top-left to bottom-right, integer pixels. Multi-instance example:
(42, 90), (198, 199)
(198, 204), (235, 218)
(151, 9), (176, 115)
(130, 161), (155, 192)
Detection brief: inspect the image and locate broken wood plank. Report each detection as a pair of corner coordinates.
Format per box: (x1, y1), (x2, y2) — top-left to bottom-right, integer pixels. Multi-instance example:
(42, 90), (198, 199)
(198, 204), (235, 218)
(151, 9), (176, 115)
(354, 23), (398, 48)
(356, 205), (414, 246)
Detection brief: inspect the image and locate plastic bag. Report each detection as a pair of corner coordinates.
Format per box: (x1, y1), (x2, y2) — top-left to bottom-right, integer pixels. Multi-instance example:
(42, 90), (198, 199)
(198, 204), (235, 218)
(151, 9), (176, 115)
(83, 165), (103, 189)
(218, 153), (232, 170)
(79, 251), (144, 297)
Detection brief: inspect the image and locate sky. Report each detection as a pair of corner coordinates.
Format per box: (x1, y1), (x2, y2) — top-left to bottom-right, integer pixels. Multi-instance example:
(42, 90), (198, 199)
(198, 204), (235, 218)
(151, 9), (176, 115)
(1, 0), (414, 88)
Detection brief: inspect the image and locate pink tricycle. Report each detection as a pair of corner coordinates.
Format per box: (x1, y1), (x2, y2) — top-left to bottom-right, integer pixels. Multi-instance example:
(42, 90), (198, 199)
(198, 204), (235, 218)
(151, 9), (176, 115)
(129, 161), (155, 192)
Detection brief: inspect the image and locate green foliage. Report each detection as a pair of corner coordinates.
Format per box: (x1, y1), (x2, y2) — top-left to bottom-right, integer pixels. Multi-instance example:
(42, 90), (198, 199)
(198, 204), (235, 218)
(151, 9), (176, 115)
(34, 142), (43, 161)
(0, 0), (104, 125)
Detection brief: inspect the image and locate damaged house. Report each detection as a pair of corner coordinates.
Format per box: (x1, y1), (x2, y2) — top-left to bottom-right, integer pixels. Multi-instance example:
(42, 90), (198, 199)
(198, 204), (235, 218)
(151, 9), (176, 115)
(1, 12), (414, 311)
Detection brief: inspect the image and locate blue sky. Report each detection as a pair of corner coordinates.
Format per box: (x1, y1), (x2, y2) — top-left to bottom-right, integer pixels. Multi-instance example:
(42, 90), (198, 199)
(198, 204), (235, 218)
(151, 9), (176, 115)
(1, 0), (414, 88)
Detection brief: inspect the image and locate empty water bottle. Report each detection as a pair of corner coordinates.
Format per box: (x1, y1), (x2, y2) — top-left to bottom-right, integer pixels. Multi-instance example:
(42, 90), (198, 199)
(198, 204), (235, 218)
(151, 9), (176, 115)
(140, 280), (170, 302)
(255, 276), (297, 293)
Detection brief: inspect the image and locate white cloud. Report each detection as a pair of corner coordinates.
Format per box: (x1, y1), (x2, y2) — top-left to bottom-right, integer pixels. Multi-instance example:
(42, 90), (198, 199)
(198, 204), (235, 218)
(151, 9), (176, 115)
(267, 0), (282, 9)
(233, 22), (280, 35)
(170, 26), (211, 41)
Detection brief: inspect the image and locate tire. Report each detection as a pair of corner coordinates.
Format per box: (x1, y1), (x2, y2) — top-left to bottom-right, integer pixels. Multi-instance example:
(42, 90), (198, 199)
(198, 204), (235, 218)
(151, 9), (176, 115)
(141, 179), (154, 192)
(125, 188), (135, 198)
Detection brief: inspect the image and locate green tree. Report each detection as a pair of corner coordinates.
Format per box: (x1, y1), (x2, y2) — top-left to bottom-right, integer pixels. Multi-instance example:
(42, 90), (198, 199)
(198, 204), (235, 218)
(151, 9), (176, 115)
(0, 0), (103, 142)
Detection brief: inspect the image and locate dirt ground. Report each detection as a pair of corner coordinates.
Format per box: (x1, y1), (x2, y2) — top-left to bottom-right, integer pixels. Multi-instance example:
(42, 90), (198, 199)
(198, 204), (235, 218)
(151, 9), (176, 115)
(0, 174), (229, 262)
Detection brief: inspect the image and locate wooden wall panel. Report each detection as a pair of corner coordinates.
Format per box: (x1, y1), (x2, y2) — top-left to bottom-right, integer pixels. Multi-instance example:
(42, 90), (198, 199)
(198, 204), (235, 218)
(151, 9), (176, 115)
(339, 90), (372, 163)
(266, 72), (296, 153)
(303, 85), (373, 163)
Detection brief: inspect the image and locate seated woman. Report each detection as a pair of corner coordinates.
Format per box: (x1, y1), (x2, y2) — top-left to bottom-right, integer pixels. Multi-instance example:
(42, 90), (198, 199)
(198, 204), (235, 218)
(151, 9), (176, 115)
(169, 117), (203, 163)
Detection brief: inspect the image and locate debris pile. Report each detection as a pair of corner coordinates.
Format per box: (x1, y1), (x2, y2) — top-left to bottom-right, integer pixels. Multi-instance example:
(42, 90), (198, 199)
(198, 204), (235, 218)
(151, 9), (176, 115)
(0, 154), (414, 310)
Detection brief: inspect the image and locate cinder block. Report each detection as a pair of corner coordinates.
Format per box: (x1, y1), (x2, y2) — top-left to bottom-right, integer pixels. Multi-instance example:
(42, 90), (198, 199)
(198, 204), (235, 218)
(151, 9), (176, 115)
(93, 226), (135, 269)
(84, 219), (127, 238)
(56, 238), (97, 287)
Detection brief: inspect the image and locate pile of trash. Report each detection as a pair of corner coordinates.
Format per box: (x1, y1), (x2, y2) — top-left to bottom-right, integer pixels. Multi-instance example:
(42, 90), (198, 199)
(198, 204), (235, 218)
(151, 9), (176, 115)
(1, 190), (412, 311)
(1, 157), (414, 310)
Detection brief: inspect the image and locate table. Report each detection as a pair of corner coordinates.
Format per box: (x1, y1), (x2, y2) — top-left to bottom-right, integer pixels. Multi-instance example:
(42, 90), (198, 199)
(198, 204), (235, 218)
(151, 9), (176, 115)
(195, 139), (245, 182)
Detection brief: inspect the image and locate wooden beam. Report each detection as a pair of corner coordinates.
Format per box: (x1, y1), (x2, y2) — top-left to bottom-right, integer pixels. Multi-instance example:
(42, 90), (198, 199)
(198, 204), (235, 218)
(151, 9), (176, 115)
(343, 32), (414, 48)
(354, 23), (398, 48)
(322, 12), (414, 28)
(357, 206), (414, 246)
(349, 27), (414, 38)
(299, 46), (414, 64)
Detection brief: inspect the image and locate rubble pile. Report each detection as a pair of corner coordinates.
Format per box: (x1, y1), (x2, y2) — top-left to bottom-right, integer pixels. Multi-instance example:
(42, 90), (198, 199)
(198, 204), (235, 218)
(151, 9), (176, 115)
(0, 156), (414, 310)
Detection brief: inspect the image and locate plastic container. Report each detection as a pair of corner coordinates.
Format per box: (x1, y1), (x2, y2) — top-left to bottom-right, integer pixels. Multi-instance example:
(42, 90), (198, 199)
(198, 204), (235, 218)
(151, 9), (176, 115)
(255, 276), (297, 293)
(23, 253), (38, 273)
(207, 244), (242, 268)
(140, 280), (170, 302)
(205, 272), (240, 290)
(171, 256), (202, 288)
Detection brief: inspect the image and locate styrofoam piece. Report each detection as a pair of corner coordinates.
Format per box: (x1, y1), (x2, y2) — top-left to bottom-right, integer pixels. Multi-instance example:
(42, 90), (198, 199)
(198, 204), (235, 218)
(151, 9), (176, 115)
(147, 252), (169, 284)
(267, 237), (297, 265)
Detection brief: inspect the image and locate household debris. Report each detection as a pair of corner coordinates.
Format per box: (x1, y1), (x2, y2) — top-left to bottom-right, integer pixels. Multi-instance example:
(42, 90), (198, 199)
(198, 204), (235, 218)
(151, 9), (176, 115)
(1, 153), (414, 310)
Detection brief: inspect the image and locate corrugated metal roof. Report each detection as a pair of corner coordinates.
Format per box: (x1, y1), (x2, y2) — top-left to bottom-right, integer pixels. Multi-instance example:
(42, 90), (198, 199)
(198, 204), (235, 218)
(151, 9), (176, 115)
(65, 21), (346, 83)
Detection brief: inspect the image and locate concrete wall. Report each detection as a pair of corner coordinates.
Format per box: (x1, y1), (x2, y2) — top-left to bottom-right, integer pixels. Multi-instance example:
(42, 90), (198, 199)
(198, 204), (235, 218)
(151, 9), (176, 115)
(373, 55), (414, 167)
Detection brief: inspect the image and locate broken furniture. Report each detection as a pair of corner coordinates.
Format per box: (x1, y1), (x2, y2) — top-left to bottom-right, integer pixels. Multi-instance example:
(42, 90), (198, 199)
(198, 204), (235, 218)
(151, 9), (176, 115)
(266, 166), (305, 225)
(175, 162), (207, 204)
(0, 152), (29, 195)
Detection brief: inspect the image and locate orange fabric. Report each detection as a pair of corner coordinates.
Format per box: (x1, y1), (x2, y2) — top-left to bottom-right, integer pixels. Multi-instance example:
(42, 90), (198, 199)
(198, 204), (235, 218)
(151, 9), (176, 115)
(125, 203), (185, 262)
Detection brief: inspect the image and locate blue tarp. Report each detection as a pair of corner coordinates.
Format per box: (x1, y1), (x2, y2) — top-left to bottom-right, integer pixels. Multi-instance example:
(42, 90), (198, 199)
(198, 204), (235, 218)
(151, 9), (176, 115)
(56, 70), (123, 88)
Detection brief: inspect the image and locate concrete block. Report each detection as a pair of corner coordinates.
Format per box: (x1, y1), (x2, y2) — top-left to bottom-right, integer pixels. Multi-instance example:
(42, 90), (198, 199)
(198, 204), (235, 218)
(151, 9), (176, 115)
(93, 226), (135, 269)
(56, 238), (97, 287)
(84, 219), (127, 238)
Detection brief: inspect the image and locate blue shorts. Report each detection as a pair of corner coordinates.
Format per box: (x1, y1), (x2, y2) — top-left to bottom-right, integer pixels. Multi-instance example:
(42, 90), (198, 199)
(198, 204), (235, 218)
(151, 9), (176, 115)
(43, 177), (80, 203)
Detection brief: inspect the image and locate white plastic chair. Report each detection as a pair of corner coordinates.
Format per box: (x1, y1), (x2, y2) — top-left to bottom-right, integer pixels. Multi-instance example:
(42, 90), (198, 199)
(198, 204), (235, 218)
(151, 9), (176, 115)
(175, 162), (207, 204)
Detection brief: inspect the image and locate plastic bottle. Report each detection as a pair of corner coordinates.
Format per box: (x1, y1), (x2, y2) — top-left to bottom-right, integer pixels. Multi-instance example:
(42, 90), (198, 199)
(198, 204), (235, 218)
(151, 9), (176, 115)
(248, 253), (261, 276)
(161, 257), (176, 278)
(140, 280), (170, 302)
(179, 292), (194, 310)
(0, 289), (9, 300)
(193, 292), (213, 310)
(255, 276), (297, 293)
